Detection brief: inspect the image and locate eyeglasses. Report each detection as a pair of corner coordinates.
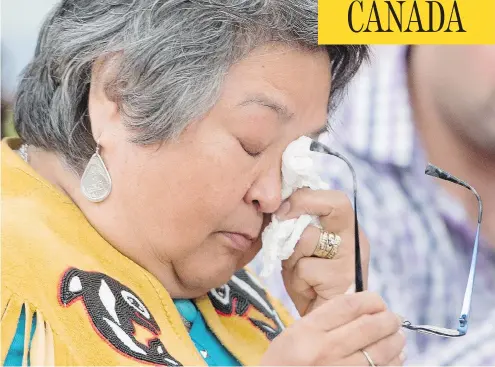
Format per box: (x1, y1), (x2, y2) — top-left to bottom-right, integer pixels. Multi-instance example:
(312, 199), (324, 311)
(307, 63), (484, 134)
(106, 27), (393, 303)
(310, 140), (483, 338)
(310, 140), (365, 292)
(401, 163), (483, 337)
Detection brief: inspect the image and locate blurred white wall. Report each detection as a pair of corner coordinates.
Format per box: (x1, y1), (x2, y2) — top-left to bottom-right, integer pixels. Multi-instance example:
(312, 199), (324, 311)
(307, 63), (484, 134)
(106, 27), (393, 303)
(1, 0), (60, 101)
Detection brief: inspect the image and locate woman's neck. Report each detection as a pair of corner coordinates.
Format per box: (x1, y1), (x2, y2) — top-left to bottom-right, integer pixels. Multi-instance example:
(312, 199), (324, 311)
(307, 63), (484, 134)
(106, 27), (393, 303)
(26, 146), (76, 198)
(25, 146), (201, 299)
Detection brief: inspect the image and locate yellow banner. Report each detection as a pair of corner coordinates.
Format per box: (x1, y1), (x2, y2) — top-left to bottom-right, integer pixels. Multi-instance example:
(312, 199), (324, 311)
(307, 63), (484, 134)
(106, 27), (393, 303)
(318, 0), (495, 44)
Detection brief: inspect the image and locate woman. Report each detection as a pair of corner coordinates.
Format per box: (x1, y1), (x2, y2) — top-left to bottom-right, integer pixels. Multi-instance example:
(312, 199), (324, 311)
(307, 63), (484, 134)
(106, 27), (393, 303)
(1, 0), (405, 366)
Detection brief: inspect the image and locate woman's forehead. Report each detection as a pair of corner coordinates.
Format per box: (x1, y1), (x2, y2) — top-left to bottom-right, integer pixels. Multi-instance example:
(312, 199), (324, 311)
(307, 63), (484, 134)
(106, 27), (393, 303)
(220, 44), (331, 119)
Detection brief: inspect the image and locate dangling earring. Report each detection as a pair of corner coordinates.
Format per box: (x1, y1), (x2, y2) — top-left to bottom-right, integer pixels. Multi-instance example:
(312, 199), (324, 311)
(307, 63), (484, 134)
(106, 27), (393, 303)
(80, 140), (112, 203)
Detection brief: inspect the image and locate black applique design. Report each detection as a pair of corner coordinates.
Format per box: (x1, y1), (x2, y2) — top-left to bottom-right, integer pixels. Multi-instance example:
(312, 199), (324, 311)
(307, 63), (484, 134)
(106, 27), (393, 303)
(58, 268), (182, 366)
(208, 269), (285, 340)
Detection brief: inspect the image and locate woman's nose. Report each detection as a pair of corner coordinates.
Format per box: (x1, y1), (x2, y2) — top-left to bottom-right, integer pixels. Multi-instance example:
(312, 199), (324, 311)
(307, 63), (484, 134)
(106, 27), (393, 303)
(245, 167), (283, 214)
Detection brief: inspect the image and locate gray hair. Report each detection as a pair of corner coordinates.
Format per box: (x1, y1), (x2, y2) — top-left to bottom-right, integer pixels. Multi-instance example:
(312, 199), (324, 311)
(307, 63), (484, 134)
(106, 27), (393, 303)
(15, 0), (368, 173)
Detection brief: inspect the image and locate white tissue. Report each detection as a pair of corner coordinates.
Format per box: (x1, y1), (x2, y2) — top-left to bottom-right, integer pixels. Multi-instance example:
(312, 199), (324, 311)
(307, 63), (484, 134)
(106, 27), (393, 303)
(260, 136), (329, 277)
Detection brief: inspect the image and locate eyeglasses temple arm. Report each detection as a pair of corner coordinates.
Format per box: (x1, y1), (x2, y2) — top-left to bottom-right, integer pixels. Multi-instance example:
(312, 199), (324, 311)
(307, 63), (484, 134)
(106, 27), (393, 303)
(425, 163), (483, 223)
(456, 221), (481, 332)
(310, 140), (364, 292)
(425, 163), (483, 332)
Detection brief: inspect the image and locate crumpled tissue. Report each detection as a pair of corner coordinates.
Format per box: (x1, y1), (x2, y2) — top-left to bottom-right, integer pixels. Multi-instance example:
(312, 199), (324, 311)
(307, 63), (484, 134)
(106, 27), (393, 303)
(260, 136), (329, 277)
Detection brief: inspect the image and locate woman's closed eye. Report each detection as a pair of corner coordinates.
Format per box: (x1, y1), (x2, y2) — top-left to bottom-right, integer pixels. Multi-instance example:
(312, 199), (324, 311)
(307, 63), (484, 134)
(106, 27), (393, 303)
(239, 140), (264, 158)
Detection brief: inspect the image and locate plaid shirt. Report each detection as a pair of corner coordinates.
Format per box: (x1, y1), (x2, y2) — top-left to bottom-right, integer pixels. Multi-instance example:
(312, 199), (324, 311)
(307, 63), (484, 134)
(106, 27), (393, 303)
(249, 46), (495, 365)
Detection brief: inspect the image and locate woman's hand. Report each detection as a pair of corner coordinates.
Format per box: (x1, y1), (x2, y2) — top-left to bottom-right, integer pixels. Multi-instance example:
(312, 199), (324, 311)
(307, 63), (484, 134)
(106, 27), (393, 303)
(276, 188), (370, 316)
(260, 292), (405, 366)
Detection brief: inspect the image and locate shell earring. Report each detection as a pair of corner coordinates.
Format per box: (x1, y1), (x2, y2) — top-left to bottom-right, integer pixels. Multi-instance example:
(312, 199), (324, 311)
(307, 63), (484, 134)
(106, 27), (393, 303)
(80, 141), (112, 203)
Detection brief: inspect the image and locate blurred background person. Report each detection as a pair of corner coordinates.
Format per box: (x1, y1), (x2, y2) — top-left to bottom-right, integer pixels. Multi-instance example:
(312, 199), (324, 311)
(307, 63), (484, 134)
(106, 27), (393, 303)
(251, 45), (495, 365)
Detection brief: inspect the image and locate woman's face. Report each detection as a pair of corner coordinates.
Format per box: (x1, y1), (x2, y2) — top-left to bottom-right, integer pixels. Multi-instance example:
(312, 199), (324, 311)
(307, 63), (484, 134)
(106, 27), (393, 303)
(90, 43), (331, 297)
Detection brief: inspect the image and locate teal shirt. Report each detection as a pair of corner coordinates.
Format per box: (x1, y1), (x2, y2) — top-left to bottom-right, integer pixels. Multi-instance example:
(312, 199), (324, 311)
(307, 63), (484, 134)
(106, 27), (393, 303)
(5, 301), (240, 366)
(174, 299), (240, 366)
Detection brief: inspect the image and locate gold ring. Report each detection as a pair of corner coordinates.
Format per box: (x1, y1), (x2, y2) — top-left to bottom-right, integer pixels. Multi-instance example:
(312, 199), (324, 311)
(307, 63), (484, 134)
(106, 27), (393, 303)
(361, 350), (376, 367)
(312, 230), (341, 259)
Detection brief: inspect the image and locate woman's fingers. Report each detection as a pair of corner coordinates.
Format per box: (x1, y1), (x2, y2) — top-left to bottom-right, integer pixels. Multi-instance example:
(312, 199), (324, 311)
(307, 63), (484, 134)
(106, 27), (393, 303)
(261, 293), (405, 366)
(339, 331), (406, 366)
(281, 219), (355, 272)
(281, 221), (368, 315)
(283, 256), (355, 312)
(326, 310), (402, 357)
(388, 354), (407, 366)
(303, 292), (387, 331)
(280, 188), (368, 272)
(282, 225), (322, 271)
(278, 187), (370, 315)
(277, 188), (354, 230)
